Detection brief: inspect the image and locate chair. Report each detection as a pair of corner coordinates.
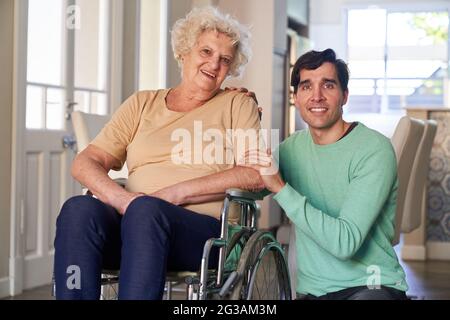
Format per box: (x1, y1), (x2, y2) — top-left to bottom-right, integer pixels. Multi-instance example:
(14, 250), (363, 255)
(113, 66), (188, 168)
(400, 120), (437, 233)
(390, 116), (425, 246)
(71, 111), (128, 180)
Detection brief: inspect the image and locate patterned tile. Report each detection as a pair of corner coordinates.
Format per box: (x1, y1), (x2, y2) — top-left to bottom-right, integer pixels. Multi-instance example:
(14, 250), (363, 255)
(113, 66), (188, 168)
(428, 186), (445, 221)
(429, 149), (448, 182)
(427, 223), (446, 241)
(432, 113), (449, 145)
(427, 112), (450, 242)
(444, 136), (450, 158)
(441, 212), (450, 236)
(443, 174), (450, 196)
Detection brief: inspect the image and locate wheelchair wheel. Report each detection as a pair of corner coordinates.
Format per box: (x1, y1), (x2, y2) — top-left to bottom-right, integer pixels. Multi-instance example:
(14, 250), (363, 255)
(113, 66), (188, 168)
(230, 230), (291, 300)
(226, 228), (252, 259)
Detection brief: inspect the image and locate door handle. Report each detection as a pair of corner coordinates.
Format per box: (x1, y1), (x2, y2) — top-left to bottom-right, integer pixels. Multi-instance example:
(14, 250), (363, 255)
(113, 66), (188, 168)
(62, 134), (77, 152)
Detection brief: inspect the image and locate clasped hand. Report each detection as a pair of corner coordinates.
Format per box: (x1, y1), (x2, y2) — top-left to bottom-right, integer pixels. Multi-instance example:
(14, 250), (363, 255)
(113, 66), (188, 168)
(240, 149), (285, 194)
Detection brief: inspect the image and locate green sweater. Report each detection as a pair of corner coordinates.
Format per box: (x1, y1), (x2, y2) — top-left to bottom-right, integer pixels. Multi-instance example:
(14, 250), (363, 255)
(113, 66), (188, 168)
(273, 123), (408, 296)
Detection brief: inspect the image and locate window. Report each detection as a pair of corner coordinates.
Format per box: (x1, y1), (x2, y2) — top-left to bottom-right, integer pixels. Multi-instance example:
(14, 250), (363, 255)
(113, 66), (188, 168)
(73, 0), (109, 115)
(26, 0), (65, 129)
(26, 0), (110, 130)
(346, 9), (449, 114)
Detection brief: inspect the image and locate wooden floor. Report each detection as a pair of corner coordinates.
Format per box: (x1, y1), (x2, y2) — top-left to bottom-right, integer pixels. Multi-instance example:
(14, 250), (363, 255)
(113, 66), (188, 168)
(399, 259), (450, 299)
(3, 258), (450, 300)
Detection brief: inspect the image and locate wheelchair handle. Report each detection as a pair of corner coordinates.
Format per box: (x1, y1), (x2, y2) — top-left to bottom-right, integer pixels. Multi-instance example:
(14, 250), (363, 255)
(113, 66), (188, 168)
(226, 188), (264, 201)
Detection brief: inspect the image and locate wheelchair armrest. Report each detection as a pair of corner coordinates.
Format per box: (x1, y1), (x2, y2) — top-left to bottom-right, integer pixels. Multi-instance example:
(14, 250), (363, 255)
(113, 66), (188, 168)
(225, 188), (264, 201)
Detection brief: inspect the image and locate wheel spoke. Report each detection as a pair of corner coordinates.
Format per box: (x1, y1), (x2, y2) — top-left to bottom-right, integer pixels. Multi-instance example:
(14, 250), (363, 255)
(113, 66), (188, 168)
(230, 230), (291, 300)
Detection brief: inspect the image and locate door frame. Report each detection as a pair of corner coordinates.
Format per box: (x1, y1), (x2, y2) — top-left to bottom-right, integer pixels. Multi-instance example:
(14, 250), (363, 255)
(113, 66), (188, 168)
(10, 0), (124, 295)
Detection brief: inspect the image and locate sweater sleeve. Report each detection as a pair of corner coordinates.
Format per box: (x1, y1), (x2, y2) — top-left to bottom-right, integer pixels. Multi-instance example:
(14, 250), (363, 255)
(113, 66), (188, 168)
(273, 142), (397, 260)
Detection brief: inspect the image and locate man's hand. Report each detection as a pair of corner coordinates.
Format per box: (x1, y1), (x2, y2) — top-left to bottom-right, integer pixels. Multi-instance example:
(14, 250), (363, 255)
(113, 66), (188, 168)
(241, 149), (286, 193)
(224, 86), (262, 119)
(225, 86), (258, 104)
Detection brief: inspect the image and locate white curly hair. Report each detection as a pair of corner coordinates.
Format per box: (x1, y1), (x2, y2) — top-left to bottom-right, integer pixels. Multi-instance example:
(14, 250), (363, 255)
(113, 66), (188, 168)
(171, 6), (252, 78)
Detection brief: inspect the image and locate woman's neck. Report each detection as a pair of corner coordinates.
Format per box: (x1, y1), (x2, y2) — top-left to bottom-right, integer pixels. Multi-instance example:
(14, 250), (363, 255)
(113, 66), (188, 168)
(167, 84), (220, 112)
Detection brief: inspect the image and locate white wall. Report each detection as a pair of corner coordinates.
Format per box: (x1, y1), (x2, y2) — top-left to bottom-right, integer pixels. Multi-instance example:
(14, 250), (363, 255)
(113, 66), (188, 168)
(139, 0), (163, 90)
(213, 0), (287, 137)
(0, 0), (14, 291)
(217, 0), (276, 130)
(166, 0), (193, 88)
(122, 0), (140, 100)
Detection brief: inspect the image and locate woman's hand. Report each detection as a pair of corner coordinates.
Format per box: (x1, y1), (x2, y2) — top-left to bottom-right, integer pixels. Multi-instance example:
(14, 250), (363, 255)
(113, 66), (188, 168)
(151, 187), (226, 206)
(71, 145), (148, 214)
(241, 149), (286, 193)
(112, 191), (146, 215)
(151, 187), (184, 205)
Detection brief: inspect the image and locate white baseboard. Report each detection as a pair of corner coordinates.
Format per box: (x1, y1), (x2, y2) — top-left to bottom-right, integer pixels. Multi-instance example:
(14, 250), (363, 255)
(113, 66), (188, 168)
(0, 277), (10, 299)
(427, 241), (450, 260)
(401, 242), (450, 261)
(401, 245), (426, 261)
(9, 257), (23, 296)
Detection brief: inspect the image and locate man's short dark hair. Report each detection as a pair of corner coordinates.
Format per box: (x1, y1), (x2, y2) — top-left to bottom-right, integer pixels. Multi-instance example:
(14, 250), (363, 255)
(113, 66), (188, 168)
(291, 48), (350, 94)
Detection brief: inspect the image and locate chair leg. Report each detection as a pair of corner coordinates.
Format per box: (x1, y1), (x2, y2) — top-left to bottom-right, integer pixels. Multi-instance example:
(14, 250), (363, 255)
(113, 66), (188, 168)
(51, 273), (56, 297)
(165, 281), (172, 300)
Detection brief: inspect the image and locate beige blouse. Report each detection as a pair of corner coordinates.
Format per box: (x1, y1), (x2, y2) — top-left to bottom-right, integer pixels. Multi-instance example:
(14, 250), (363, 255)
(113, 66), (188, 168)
(91, 89), (261, 221)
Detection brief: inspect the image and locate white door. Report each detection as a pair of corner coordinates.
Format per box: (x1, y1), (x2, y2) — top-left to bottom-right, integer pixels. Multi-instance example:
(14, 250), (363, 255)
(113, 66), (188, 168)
(21, 0), (120, 290)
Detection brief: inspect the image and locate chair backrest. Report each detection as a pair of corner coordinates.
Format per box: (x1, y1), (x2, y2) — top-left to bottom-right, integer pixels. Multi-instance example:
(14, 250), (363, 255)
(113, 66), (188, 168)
(72, 111), (111, 152)
(71, 111), (128, 179)
(401, 120), (437, 233)
(390, 116), (424, 245)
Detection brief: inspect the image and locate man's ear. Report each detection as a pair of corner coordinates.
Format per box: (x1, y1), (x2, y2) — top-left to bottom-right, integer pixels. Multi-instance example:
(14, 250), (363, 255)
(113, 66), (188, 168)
(342, 89), (349, 106)
(291, 90), (297, 102)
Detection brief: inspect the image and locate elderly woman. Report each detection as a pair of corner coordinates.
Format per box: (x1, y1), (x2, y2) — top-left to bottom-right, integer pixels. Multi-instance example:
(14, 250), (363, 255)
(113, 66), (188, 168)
(54, 7), (263, 300)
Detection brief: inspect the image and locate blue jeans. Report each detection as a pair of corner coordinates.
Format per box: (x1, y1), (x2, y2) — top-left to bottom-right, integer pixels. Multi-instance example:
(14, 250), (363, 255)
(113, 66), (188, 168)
(54, 195), (221, 300)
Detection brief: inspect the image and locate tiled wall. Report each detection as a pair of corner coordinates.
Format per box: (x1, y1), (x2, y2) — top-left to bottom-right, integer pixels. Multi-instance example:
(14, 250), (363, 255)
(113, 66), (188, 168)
(428, 112), (450, 241)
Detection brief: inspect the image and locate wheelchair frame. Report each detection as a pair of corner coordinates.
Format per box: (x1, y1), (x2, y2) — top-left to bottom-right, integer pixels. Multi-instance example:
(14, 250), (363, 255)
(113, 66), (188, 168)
(52, 189), (292, 300)
(176, 188), (292, 300)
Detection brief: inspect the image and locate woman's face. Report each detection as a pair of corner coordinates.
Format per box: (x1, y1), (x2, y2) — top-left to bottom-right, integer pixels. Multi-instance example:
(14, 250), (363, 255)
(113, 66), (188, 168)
(181, 30), (236, 94)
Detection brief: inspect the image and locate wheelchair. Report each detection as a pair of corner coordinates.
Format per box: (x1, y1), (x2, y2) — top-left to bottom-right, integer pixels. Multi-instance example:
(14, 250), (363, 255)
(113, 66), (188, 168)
(53, 188), (292, 300)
